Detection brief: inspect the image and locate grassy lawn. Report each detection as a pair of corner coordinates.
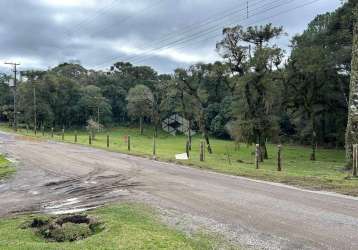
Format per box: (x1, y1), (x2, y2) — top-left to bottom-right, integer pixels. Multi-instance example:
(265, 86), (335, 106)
(0, 204), (236, 250)
(1, 124), (358, 196)
(0, 154), (15, 181)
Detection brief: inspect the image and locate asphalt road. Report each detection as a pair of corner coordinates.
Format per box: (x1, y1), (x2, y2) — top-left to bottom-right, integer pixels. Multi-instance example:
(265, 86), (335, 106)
(0, 131), (357, 250)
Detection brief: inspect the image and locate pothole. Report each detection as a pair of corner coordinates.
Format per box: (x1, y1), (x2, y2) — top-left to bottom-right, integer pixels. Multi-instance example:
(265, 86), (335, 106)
(23, 214), (104, 242)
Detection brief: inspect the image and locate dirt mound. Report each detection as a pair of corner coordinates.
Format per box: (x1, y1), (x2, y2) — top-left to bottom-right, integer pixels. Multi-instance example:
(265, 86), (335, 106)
(24, 214), (104, 242)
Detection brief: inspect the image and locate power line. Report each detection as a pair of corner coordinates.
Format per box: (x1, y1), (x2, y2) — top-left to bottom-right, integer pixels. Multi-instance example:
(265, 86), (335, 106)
(126, 0), (325, 65)
(94, 0), (297, 68)
(64, 0), (119, 37)
(130, 0), (296, 64)
(93, 0), (288, 69)
(95, 0), (270, 66)
(123, 0), (264, 55)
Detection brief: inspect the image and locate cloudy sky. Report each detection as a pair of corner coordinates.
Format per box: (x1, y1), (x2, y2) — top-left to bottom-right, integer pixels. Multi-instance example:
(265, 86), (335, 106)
(0, 0), (342, 74)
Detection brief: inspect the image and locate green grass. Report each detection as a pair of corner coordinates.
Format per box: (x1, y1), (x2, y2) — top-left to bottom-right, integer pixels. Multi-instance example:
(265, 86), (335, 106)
(0, 204), (237, 250)
(1, 124), (358, 196)
(0, 154), (15, 180)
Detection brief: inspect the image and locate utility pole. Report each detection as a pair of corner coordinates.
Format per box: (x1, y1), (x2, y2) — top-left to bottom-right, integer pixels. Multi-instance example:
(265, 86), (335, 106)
(97, 105), (100, 132)
(345, 2), (358, 166)
(4, 62), (20, 131)
(246, 1), (249, 19)
(33, 86), (37, 134)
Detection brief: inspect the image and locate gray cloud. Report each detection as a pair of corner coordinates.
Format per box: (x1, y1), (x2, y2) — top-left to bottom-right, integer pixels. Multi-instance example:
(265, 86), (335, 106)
(0, 0), (342, 74)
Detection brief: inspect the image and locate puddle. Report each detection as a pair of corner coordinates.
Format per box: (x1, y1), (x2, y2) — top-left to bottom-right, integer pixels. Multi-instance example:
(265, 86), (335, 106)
(50, 207), (94, 215)
(44, 198), (81, 210)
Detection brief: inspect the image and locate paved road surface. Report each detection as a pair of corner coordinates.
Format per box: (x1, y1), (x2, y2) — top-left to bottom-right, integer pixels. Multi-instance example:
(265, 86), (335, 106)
(0, 132), (357, 250)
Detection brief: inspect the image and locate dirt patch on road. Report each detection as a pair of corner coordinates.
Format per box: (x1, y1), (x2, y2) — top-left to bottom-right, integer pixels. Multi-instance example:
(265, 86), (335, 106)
(41, 170), (141, 214)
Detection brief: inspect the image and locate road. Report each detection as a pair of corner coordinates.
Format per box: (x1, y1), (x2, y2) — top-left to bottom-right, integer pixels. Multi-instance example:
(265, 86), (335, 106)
(0, 131), (357, 250)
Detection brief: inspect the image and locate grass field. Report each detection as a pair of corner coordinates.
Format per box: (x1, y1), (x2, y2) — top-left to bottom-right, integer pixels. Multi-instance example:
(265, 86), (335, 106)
(0, 203), (236, 250)
(1, 124), (358, 196)
(0, 154), (15, 180)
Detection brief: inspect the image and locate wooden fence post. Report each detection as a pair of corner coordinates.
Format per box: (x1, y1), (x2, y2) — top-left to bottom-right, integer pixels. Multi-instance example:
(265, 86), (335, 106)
(203, 141), (206, 160)
(107, 135), (110, 148)
(89, 134), (92, 145)
(277, 144), (282, 171)
(186, 140), (190, 159)
(152, 135), (156, 160)
(200, 141), (204, 161)
(353, 144), (358, 177)
(255, 144), (260, 169)
(51, 127), (54, 138)
(226, 146), (232, 165)
(75, 131), (77, 143)
(42, 126), (44, 136)
(127, 135), (131, 151)
(62, 128), (65, 140)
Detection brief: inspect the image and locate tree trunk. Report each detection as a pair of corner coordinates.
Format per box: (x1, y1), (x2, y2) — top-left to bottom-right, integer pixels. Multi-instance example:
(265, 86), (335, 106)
(346, 6), (358, 167)
(139, 116), (143, 135)
(154, 122), (158, 138)
(199, 112), (212, 154)
(310, 115), (317, 161)
(257, 133), (264, 162)
(204, 133), (212, 154)
(310, 134), (316, 161)
(262, 142), (268, 160)
(188, 119), (192, 150)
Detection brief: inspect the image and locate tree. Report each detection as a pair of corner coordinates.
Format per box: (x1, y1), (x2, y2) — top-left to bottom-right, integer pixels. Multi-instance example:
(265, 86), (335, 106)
(151, 74), (171, 137)
(126, 84), (154, 135)
(174, 65), (216, 154)
(287, 42), (347, 160)
(86, 118), (103, 139)
(217, 24), (285, 159)
(346, 1), (358, 166)
(78, 85), (112, 126)
(284, 2), (352, 160)
(95, 74), (127, 123)
(17, 80), (53, 129)
(0, 74), (12, 122)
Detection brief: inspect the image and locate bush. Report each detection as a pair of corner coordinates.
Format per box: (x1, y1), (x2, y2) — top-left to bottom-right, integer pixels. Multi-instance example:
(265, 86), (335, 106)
(86, 119), (103, 139)
(24, 214), (104, 242)
(50, 222), (92, 242)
